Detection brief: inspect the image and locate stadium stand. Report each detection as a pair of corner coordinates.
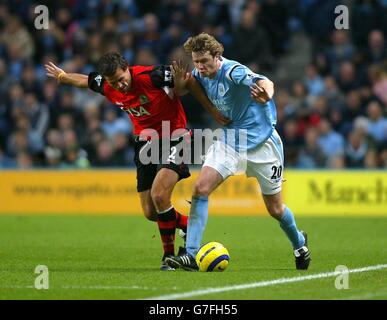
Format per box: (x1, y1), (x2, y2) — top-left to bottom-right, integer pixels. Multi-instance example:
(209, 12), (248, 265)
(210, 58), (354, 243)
(0, 0), (386, 169)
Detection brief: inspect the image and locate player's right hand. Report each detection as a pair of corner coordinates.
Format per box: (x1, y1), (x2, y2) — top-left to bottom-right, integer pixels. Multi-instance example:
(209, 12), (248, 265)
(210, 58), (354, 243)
(45, 61), (65, 79)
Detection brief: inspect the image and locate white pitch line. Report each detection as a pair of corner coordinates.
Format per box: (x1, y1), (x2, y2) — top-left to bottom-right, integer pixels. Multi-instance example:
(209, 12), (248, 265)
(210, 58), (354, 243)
(145, 263), (387, 300)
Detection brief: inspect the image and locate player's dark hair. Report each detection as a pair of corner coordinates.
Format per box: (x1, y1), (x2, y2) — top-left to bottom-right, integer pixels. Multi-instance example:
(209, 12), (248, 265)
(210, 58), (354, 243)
(183, 32), (224, 57)
(97, 52), (128, 77)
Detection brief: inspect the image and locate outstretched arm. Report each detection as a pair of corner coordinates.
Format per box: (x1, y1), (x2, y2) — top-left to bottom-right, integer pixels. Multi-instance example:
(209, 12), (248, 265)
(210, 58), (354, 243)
(186, 77), (231, 126)
(171, 61), (231, 126)
(45, 62), (88, 88)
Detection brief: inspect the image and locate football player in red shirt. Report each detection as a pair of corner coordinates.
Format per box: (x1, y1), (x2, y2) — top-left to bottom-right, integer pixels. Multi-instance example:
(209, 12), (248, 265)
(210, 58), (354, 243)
(45, 52), (227, 270)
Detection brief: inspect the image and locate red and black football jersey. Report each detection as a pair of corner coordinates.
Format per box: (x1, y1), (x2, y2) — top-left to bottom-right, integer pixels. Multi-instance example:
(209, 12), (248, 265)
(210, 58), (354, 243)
(88, 65), (187, 139)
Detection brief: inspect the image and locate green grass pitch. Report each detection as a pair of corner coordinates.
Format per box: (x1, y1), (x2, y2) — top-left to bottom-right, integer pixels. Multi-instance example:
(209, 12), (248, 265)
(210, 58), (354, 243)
(0, 214), (386, 300)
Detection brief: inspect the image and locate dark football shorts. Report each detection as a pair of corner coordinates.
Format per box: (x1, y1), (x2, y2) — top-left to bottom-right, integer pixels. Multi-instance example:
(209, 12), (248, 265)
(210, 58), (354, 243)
(134, 136), (191, 192)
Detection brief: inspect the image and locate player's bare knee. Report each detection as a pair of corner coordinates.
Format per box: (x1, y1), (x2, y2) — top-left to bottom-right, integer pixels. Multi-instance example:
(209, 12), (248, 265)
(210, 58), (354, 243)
(266, 202), (284, 220)
(143, 207), (157, 221)
(151, 189), (170, 210)
(150, 191), (163, 207)
(193, 180), (211, 197)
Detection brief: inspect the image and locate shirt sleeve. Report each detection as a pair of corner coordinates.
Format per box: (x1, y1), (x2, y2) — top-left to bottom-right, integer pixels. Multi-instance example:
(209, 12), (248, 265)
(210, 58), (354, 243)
(227, 65), (269, 87)
(88, 72), (105, 95)
(149, 65), (174, 88)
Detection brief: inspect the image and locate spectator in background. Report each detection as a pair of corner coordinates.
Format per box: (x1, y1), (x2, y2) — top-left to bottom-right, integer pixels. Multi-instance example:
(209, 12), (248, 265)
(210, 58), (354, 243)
(345, 128), (369, 167)
(366, 101), (387, 145)
(0, 59), (11, 139)
(282, 119), (303, 167)
(322, 76), (345, 107)
(6, 129), (32, 159)
(8, 84), (25, 111)
(45, 128), (63, 152)
(119, 33), (135, 65)
(42, 79), (60, 110)
(137, 13), (161, 55)
(33, 20), (65, 62)
(363, 30), (387, 66)
(159, 23), (188, 63)
(57, 114), (76, 135)
(183, 0), (207, 35)
(364, 149), (379, 168)
(231, 7), (272, 71)
(111, 132), (135, 166)
(302, 0), (337, 53)
(291, 81), (310, 114)
(313, 52), (330, 77)
(304, 65), (325, 97)
(101, 108), (132, 139)
(44, 146), (62, 168)
(328, 155), (346, 169)
(337, 62), (361, 93)
(50, 90), (83, 134)
(15, 151), (34, 169)
(0, 0), (385, 170)
(317, 118), (345, 163)
(328, 107), (345, 137)
(275, 90), (296, 122)
(311, 96), (329, 119)
(325, 30), (355, 77)
(379, 149), (387, 168)
(60, 145), (89, 169)
(156, 0), (185, 28)
(345, 90), (364, 118)
(85, 32), (104, 65)
(20, 64), (42, 99)
(1, 15), (35, 62)
(261, 0), (290, 56)
(134, 47), (158, 65)
(98, 15), (119, 51)
(297, 126), (326, 168)
(368, 64), (387, 106)
(9, 115), (44, 156)
(341, 90), (364, 136)
(92, 139), (118, 167)
(351, 0), (385, 49)
(62, 129), (79, 151)
(82, 128), (106, 165)
(23, 93), (50, 137)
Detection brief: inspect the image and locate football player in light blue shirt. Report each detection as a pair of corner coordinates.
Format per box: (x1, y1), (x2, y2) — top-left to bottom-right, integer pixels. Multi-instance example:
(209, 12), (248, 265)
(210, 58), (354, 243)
(191, 56), (277, 152)
(165, 33), (310, 271)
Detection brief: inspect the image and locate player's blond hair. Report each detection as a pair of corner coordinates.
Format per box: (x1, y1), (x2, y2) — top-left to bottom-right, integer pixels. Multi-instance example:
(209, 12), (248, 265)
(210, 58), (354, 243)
(183, 33), (224, 57)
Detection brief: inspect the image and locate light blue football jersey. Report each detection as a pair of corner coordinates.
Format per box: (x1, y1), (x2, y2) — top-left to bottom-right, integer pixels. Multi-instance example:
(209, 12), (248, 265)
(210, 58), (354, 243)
(192, 57), (277, 151)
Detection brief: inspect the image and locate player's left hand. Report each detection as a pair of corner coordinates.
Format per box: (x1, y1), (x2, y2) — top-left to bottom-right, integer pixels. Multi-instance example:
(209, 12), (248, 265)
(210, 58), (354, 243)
(250, 83), (271, 104)
(171, 60), (191, 88)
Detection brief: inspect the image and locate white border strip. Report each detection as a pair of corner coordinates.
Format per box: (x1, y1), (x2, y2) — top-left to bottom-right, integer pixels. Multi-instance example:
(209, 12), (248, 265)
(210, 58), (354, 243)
(145, 264), (387, 300)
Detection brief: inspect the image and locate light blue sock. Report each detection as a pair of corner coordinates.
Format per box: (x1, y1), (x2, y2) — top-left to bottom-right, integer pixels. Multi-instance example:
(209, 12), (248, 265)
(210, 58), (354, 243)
(186, 196), (209, 258)
(279, 206), (305, 250)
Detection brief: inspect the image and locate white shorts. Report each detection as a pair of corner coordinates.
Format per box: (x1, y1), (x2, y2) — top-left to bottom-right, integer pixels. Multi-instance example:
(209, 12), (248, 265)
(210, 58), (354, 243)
(203, 130), (284, 195)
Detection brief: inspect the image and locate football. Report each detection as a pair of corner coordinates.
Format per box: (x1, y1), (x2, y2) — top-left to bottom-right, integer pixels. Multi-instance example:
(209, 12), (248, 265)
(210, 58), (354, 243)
(195, 241), (230, 272)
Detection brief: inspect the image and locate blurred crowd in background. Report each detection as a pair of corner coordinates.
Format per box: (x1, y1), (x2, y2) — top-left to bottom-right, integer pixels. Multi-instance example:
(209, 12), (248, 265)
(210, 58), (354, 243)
(0, 0), (386, 169)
